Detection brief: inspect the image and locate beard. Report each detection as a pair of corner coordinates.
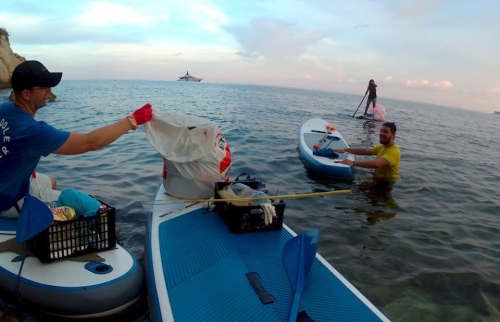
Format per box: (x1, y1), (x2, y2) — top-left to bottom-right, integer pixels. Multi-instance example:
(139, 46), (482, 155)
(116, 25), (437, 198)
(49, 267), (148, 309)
(379, 135), (390, 145)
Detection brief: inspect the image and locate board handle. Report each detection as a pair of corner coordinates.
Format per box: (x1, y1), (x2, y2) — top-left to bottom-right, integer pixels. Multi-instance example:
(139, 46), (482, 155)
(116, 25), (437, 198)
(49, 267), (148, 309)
(246, 272), (275, 304)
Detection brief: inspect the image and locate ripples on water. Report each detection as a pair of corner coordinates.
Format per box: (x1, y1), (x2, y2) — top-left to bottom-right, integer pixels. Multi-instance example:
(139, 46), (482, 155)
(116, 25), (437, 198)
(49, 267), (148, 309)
(1, 81), (499, 321)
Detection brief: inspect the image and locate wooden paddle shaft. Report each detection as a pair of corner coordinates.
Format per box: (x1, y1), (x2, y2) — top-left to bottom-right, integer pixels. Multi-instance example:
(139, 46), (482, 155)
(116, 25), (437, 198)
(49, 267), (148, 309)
(181, 189), (352, 203)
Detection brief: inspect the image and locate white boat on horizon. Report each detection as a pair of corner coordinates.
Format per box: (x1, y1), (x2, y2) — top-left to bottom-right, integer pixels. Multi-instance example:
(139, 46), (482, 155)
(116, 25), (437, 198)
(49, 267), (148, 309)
(177, 71), (203, 82)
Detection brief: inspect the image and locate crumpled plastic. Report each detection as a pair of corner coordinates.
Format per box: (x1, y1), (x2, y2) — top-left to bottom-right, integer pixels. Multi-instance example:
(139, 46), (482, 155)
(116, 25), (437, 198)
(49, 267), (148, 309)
(218, 183), (277, 226)
(261, 204), (275, 225)
(56, 188), (101, 217)
(313, 148), (339, 158)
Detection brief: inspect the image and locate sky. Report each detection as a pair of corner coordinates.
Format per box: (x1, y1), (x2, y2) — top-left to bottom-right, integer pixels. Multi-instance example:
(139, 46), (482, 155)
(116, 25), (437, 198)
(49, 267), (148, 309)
(1, 0), (499, 113)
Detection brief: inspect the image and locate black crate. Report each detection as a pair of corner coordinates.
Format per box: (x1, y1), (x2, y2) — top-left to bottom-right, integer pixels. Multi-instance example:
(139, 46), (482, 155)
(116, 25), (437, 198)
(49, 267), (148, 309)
(214, 181), (285, 234)
(28, 199), (117, 263)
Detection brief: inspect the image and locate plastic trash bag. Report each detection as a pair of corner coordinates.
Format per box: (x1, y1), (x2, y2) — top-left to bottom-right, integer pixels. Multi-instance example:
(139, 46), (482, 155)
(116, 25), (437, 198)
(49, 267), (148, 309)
(144, 109), (219, 162)
(222, 183), (270, 205)
(145, 109), (232, 199)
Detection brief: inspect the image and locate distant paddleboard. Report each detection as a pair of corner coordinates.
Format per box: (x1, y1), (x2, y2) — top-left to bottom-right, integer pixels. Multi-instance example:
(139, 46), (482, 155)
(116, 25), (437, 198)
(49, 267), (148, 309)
(356, 114), (374, 120)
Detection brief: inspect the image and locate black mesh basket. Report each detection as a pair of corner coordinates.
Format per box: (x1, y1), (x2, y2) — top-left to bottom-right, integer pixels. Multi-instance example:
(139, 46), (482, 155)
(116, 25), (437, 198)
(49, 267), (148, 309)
(214, 181), (285, 234)
(28, 199), (117, 263)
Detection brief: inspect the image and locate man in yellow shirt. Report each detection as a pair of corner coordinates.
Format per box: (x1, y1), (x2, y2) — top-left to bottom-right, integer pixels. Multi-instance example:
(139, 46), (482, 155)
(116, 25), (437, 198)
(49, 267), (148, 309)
(334, 122), (400, 182)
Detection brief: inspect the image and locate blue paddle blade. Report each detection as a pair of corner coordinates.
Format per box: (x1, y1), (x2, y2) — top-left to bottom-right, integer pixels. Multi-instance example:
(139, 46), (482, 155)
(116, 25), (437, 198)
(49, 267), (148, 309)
(283, 229), (319, 292)
(283, 229), (320, 322)
(16, 193), (54, 243)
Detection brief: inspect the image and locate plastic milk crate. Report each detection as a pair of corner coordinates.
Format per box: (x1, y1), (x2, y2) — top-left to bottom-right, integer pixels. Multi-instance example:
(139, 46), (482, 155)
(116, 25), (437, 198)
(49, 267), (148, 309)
(29, 199), (117, 263)
(214, 181), (285, 234)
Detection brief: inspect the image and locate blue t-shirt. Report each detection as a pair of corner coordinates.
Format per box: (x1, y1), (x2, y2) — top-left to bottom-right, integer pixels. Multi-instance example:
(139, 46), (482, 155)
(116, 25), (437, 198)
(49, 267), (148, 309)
(0, 102), (70, 211)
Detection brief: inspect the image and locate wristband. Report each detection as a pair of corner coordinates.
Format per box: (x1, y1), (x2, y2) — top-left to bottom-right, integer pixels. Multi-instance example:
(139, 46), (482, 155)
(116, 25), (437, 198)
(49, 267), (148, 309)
(126, 115), (138, 130)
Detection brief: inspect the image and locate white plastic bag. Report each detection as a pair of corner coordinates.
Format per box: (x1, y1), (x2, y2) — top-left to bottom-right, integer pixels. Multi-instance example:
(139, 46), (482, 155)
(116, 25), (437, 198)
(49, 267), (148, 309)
(144, 109), (219, 163)
(162, 132), (231, 182)
(161, 133), (231, 198)
(162, 172), (215, 199)
(145, 109), (232, 199)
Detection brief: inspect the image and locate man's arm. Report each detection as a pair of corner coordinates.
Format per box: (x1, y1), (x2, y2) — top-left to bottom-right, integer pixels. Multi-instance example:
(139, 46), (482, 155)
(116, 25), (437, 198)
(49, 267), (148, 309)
(54, 103), (152, 155)
(338, 156), (389, 168)
(349, 157), (388, 168)
(334, 147), (373, 155)
(54, 118), (134, 155)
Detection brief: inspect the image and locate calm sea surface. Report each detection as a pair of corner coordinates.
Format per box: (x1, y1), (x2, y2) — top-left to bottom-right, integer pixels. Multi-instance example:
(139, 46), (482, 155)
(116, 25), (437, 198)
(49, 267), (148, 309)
(1, 80), (499, 322)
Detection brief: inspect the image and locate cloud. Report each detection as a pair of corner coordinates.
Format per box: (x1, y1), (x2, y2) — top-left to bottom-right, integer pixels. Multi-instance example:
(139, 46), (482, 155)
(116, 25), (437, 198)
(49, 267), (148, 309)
(384, 76), (393, 82)
(402, 78), (452, 89)
(398, 0), (450, 20)
(404, 79), (417, 86)
(0, 13), (40, 28)
(224, 17), (330, 61)
(188, 2), (228, 32)
(491, 86), (500, 95)
(433, 81), (453, 89)
(293, 75), (314, 80)
(78, 2), (163, 27)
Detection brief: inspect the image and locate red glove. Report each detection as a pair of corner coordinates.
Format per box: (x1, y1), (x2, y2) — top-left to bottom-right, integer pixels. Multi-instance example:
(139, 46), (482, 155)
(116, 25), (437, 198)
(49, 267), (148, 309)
(131, 103), (153, 126)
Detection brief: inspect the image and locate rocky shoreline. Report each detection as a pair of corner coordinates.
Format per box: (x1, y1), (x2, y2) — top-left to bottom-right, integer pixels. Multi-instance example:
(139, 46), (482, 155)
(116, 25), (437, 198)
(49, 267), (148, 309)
(0, 28), (57, 101)
(0, 28), (25, 89)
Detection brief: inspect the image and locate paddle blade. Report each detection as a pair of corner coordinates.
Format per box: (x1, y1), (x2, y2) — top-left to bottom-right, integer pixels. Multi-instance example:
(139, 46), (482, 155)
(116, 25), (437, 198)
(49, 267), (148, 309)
(283, 229), (319, 293)
(16, 194), (54, 243)
(283, 229), (320, 322)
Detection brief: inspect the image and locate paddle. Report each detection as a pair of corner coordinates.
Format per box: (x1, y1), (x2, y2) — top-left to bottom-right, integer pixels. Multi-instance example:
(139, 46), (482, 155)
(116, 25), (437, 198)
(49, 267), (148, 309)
(16, 191), (54, 243)
(352, 92), (367, 117)
(283, 229), (319, 322)
(141, 189), (352, 208)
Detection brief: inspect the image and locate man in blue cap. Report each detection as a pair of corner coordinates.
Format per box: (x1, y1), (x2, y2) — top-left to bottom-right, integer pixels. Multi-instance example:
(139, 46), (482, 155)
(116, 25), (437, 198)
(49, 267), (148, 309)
(0, 60), (153, 218)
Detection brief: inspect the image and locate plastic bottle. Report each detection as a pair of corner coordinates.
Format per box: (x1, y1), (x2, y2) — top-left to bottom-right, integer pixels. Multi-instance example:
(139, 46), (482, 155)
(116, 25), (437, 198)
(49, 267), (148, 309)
(229, 183), (270, 205)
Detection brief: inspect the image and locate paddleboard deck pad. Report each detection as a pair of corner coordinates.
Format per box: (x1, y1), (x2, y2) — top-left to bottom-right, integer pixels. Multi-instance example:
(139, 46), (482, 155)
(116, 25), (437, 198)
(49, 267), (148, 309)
(0, 215), (144, 319)
(298, 118), (356, 178)
(145, 184), (390, 321)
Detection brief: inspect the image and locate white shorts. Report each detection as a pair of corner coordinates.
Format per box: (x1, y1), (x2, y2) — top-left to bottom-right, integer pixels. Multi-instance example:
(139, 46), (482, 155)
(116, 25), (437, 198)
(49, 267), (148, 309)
(0, 173), (61, 219)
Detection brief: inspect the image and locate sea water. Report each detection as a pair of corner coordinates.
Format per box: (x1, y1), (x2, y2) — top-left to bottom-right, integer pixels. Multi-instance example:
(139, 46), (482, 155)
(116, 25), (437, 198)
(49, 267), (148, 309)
(0, 80), (499, 322)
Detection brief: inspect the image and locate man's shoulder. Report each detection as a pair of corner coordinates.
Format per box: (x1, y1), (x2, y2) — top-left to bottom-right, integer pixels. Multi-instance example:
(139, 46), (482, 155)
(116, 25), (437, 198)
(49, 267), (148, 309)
(370, 144), (383, 153)
(391, 144), (401, 152)
(0, 101), (15, 110)
(385, 144), (401, 158)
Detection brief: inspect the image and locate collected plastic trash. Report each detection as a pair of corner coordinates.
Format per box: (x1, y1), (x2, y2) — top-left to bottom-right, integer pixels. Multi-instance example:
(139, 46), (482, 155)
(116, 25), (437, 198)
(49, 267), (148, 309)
(51, 206), (76, 221)
(229, 183), (270, 205)
(56, 189), (101, 217)
(218, 183), (277, 225)
(313, 148), (339, 158)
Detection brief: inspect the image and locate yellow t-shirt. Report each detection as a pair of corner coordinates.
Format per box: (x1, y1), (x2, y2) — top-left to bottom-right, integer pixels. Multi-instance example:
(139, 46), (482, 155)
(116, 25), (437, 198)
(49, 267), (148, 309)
(369, 144), (400, 181)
